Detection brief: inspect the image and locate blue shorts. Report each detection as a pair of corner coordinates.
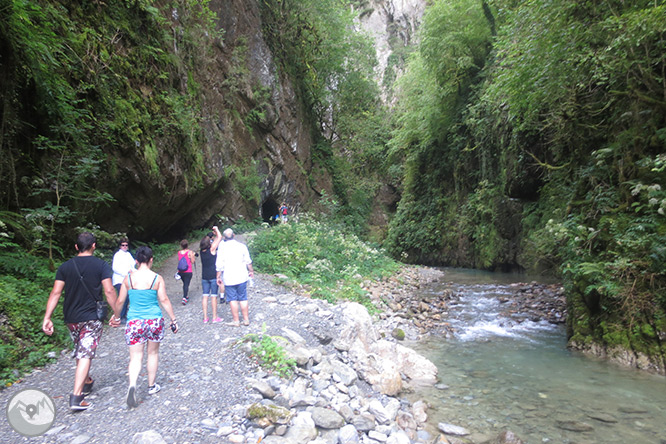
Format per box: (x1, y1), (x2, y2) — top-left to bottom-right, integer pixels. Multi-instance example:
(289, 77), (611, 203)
(202, 279), (219, 296)
(225, 281), (248, 302)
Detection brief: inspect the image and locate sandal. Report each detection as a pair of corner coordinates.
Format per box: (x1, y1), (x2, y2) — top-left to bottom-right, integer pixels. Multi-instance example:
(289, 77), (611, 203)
(69, 394), (91, 411)
(242, 321), (250, 326)
(226, 321), (240, 327)
(82, 378), (94, 396)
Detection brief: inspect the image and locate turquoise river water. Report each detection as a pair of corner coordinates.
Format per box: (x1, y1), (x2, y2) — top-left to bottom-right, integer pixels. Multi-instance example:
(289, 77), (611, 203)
(408, 268), (666, 444)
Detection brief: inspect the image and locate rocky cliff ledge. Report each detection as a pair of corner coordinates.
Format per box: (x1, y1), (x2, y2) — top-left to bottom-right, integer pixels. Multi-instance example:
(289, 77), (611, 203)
(97, 0), (332, 239)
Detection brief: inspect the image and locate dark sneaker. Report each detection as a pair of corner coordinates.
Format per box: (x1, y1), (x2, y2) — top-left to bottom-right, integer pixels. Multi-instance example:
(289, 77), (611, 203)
(126, 386), (138, 408)
(69, 394), (91, 411)
(82, 379), (94, 396)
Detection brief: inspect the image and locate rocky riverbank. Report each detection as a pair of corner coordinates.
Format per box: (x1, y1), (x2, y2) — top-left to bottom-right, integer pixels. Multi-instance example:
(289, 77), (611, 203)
(0, 256), (564, 444)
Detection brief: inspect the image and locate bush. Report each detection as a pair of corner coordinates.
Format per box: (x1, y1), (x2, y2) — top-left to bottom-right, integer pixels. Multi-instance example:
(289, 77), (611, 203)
(0, 274), (70, 386)
(248, 214), (398, 311)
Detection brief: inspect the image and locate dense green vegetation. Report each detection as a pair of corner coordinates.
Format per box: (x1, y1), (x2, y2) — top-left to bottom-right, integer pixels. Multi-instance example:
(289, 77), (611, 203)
(386, 0), (666, 369)
(248, 214), (399, 312)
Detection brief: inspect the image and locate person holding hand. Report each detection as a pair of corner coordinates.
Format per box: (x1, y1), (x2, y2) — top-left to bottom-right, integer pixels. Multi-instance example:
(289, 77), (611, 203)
(42, 232), (120, 411)
(115, 245), (179, 408)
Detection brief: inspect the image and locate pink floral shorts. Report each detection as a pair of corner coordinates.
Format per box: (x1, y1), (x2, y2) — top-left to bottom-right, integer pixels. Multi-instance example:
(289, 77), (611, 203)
(124, 318), (165, 346)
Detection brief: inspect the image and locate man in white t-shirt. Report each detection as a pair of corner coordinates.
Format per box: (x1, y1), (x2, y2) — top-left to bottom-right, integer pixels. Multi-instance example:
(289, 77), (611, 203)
(112, 238), (136, 322)
(215, 229), (254, 327)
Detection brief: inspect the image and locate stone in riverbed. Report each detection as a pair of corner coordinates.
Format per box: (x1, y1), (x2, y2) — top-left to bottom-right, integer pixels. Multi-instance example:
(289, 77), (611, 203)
(368, 399), (391, 424)
(352, 413), (377, 432)
(555, 420), (594, 432)
(131, 430), (166, 444)
(311, 406), (346, 429)
(587, 412), (618, 423)
(251, 380), (276, 399)
(438, 422), (470, 436)
(338, 424), (360, 444)
(618, 406), (648, 414)
(494, 430), (525, 444)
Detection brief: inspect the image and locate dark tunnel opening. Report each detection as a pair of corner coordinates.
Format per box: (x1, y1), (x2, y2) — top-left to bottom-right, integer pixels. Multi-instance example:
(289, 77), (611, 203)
(261, 197), (280, 224)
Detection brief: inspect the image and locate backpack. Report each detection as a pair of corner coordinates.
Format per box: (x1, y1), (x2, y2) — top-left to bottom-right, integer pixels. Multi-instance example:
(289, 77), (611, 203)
(282, 206), (288, 215)
(177, 255), (188, 272)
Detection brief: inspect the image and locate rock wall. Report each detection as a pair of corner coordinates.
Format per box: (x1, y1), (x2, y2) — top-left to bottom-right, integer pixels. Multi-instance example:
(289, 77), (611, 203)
(355, 0), (427, 102)
(97, 0), (332, 239)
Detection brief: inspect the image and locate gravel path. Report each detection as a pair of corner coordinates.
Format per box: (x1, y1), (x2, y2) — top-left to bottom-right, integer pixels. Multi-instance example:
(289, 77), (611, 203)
(0, 251), (336, 443)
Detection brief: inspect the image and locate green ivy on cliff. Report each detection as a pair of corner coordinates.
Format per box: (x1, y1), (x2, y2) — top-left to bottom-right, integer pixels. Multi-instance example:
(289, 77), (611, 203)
(386, 0), (666, 370)
(0, 0), (218, 254)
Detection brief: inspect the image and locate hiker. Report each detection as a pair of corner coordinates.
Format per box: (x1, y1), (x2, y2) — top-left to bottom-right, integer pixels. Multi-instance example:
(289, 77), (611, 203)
(115, 245), (179, 407)
(279, 202), (289, 223)
(215, 228), (254, 327)
(112, 238), (136, 323)
(199, 226), (223, 323)
(42, 232), (121, 411)
(177, 239), (196, 305)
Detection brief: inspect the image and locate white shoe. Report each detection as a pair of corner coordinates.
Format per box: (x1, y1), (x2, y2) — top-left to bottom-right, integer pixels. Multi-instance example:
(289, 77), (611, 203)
(147, 383), (161, 395)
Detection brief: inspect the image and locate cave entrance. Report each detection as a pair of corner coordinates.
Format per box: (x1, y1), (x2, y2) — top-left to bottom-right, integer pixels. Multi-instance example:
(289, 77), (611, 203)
(261, 197), (280, 224)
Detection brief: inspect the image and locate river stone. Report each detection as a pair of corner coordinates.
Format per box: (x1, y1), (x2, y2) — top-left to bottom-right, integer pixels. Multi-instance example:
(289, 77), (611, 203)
(313, 328), (334, 345)
(281, 327), (306, 345)
(339, 404), (355, 422)
(311, 406), (346, 429)
(328, 359), (359, 386)
(438, 422), (470, 436)
(391, 328), (406, 341)
(395, 411), (417, 430)
(369, 399), (391, 424)
(412, 400), (428, 424)
(555, 420), (594, 432)
(352, 413), (377, 432)
(201, 418), (217, 430)
(217, 426), (234, 436)
(384, 398), (401, 422)
(618, 406), (648, 414)
(588, 412), (619, 423)
(131, 430), (167, 444)
(252, 380), (276, 399)
(333, 302), (378, 352)
(338, 424), (360, 444)
(287, 346), (313, 366)
(283, 423), (316, 444)
(368, 430), (389, 442)
(386, 430), (411, 444)
(71, 435), (92, 444)
(278, 294), (296, 305)
(494, 430), (525, 444)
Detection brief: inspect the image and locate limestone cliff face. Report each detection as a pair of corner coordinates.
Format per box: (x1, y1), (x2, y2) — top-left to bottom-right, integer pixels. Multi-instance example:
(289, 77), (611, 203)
(98, 0), (331, 239)
(355, 0), (426, 102)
